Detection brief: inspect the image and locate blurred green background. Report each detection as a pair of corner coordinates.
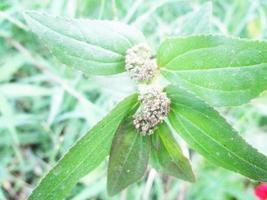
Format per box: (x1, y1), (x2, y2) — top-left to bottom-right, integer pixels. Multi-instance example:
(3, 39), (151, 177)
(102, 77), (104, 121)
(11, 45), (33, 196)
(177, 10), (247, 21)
(1, 0), (267, 199)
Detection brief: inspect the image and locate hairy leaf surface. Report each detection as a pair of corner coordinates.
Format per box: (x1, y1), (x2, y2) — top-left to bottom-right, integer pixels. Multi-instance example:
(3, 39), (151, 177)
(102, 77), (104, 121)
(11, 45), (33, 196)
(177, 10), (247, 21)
(158, 35), (267, 106)
(166, 85), (267, 181)
(28, 94), (138, 200)
(24, 11), (145, 75)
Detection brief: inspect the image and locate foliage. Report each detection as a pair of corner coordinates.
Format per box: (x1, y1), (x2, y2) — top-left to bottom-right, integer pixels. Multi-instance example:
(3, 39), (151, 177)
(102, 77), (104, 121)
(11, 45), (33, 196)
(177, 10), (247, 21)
(1, 0), (267, 200)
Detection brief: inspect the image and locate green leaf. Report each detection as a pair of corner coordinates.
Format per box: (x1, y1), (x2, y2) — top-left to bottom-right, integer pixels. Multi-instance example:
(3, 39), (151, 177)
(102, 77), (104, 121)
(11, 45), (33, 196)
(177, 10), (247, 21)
(107, 116), (150, 196)
(166, 85), (267, 181)
(158, 35), (267, 106)
(151, 122), (195, 182)
(24, 11), (145, 75)
(175, 2), (212, 35)
(28, 94), (138, 200)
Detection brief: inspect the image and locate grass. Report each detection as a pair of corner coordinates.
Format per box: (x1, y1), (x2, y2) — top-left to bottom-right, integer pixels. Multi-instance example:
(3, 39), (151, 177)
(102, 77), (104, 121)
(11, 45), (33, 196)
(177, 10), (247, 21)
(0, 0), (267, 199)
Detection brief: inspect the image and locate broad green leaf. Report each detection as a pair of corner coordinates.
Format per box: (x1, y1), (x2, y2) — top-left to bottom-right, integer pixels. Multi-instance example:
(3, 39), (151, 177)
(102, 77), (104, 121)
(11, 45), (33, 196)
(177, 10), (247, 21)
(175, 2), (212, 35)
(28, 94), (138, 200)
(158, 35), (267, 106)
(151, 122), (195, 182)
(107, 116), (150, 196)
(24, 11), (145, 75)
(166, 85), (267, 181)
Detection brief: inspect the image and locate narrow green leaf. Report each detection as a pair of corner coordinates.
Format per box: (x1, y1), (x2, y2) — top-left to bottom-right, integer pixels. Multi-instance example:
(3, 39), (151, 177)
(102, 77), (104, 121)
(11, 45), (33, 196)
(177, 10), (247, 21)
(24, 11), (145, 75)
(158, 35), (267, 106)
(28, 94), (138, 200)
(151, 122), (195, 182)
(107, 116), (150, 196)
(166, 85), (267, 181)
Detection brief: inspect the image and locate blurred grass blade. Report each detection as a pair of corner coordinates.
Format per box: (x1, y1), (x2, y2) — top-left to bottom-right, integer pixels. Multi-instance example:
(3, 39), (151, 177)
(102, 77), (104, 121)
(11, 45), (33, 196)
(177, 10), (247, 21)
(151, 122), (195, 182)
(28, 94), (138, 200)
(0, 55), (24, 82)
(175, 1), (212, 35)
(47, 87), (64, 125)
(0, 94), (23, 164)
(107, 116), (149, 196)
(0, 132), (48, 146)
(166, 85), (267, 181)
(0, 83), (51, 97)
(158, 35), (267, 106)
(24, 11), (145, 75)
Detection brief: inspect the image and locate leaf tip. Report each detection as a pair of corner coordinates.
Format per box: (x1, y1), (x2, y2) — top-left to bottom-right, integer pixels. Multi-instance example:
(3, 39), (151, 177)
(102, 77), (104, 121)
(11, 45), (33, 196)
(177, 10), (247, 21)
(187, 171), (196, 183)
(107, 184), (121, 197)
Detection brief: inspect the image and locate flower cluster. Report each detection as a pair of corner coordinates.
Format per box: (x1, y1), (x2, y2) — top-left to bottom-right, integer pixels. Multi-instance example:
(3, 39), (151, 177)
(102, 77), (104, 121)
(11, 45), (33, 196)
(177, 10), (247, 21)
(125, 43), (157, 82)
(133, 87), (170, 135)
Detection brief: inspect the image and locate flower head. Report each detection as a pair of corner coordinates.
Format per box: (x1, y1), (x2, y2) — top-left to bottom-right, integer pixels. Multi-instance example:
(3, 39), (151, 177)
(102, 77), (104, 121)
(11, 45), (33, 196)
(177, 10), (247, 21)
(133, 87), (170, 135)
(125, 43), (157, 82)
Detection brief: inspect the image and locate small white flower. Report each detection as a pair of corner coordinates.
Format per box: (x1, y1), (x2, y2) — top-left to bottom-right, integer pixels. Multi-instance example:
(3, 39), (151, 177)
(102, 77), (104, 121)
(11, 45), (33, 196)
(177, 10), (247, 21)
(133, 87), (170, 135)
(125, 43), (157, 82)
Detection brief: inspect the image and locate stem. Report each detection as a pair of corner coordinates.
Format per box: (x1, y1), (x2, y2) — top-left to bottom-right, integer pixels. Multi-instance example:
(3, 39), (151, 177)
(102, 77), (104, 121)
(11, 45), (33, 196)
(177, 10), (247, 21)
(176, 183), (188, 200)
(120, 189), (127, 200)
(142, 169), (157, 200)
(98, 0), (105, 19)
